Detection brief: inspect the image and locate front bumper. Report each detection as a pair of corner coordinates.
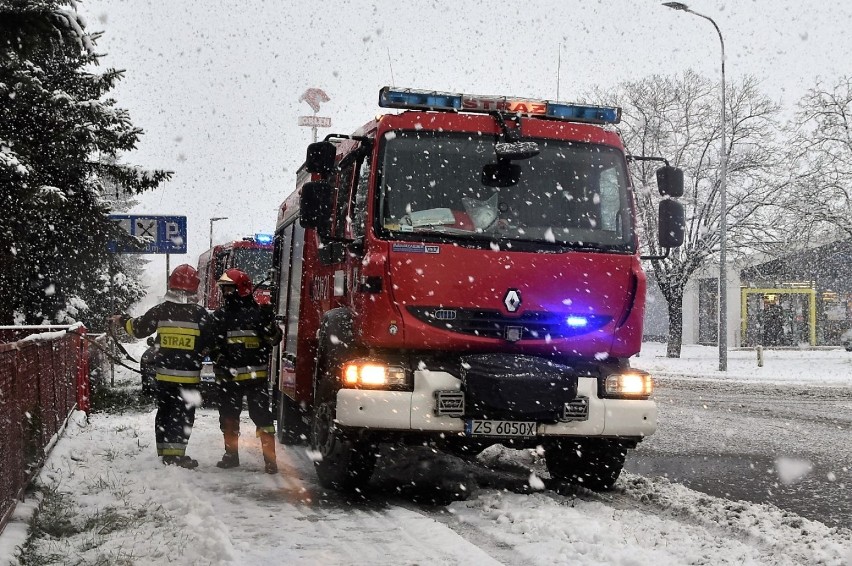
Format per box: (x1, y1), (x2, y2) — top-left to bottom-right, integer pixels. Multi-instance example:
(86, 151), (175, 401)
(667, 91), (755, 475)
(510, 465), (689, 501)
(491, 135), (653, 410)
(335, 370), (657, 439)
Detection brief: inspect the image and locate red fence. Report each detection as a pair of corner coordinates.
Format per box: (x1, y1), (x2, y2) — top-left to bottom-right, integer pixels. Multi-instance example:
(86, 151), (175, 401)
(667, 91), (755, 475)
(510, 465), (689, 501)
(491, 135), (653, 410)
(0, 324), (93, 534)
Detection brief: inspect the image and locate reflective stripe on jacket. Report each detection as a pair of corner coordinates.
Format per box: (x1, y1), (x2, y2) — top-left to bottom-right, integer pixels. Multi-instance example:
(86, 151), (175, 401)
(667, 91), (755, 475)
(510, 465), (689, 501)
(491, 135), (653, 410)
(226, 330), (261, 348)
(155, 367), (202, 384)
(232, 365), (269, 381)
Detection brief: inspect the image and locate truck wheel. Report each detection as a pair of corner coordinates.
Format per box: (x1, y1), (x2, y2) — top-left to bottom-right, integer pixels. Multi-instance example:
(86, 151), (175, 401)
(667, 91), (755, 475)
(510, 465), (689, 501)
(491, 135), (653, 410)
(544, 438), (627, 491)
(310, 400), (376, 491)
(277, 394), (307, 445)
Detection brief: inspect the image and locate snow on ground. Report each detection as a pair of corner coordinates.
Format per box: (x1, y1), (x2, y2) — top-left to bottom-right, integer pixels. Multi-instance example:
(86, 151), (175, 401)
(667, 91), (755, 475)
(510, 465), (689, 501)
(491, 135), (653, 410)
(1, 342), (851, 565)
(634, 341), (852, 385)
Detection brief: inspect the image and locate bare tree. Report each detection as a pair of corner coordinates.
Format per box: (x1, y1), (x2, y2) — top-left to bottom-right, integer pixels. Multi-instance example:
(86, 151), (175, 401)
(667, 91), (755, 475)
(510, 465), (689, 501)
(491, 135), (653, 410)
(590, 71), (785, 357)
(780, 76), (852, 243)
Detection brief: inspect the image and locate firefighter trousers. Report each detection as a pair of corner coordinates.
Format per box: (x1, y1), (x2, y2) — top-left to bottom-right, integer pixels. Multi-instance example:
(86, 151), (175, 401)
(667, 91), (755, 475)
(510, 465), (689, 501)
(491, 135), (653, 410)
(155, 382), (198, 457)
(217, 379), (274, 436)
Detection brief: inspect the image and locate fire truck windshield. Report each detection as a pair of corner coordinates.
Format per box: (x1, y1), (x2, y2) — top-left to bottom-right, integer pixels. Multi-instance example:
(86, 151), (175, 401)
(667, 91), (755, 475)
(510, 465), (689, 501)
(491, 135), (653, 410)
(378, 131), (634, 251)
(232, 248), (273, 285)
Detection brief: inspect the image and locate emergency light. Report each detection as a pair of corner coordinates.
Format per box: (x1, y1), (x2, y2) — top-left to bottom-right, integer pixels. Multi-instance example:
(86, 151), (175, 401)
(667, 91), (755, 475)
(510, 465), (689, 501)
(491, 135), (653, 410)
(254, 233), (273, 244)
(379, 89), (463, 111)
(566, 316), (589, 328)
(378, 87), (621, 124)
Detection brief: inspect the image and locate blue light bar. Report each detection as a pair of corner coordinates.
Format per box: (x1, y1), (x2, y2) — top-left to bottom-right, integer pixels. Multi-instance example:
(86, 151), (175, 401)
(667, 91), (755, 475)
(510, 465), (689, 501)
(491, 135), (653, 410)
(254, 233), (273, 244)
(546, 103), (621, 124)
(379, 86), (621, 124)
(379, 87), (462, 111)
(566, 316), (589, 328)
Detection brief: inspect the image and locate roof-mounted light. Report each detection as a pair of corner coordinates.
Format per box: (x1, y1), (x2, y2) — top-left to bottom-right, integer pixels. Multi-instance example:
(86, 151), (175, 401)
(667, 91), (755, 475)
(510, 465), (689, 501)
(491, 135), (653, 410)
(546, 102), (621, 124)
(379, 87), (462, 111)
(254, 233), (273, 244)
(378, 86), (621, 124)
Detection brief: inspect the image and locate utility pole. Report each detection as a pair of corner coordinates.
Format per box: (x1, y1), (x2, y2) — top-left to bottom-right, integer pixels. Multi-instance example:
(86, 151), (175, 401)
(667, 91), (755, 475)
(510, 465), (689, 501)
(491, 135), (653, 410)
(663, 2), (729, 370)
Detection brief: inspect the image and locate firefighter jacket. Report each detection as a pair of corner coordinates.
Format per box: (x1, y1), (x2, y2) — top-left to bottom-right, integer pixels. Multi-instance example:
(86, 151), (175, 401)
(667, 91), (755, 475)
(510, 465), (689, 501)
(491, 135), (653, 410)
(210, 295), (282, 382)
(121, 299), (212, 385)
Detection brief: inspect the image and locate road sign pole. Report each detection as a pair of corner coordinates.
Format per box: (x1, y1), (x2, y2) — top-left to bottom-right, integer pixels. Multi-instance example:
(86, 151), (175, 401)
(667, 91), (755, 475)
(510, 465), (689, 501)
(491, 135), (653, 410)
(108, 255), (115, 387)
(166, 253), (170, 286)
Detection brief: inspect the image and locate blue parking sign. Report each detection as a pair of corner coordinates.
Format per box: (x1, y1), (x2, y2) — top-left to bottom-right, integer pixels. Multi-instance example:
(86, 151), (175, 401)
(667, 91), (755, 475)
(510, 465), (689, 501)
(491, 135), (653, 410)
(108, 215), (187, 254)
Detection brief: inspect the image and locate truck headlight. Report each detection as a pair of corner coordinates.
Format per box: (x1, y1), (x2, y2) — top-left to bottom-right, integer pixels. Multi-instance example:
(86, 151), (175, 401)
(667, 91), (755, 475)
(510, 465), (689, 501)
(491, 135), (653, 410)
(342, 360), (408, 389)
(604, 371), (653, 399)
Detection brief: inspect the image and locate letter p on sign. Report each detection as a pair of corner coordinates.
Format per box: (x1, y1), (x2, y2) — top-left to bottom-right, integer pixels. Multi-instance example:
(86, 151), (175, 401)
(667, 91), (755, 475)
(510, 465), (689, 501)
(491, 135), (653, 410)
(165, 221), (184, 246)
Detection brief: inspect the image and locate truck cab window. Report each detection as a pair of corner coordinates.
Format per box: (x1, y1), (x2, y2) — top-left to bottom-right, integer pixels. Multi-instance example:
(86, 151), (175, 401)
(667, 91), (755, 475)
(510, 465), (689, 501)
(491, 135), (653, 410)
(351, 156), (370, 240)
(214, 252), (229, 279)
(334, 164), (356, 240)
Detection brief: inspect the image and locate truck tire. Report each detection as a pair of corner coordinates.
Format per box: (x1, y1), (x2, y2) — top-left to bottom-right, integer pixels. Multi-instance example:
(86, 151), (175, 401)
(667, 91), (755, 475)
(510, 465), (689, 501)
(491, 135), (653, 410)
(310, 399), (376, 491)
(309, 316), (375, 491)
(277, 394), (307, 445)
(544, 438), (627, 491)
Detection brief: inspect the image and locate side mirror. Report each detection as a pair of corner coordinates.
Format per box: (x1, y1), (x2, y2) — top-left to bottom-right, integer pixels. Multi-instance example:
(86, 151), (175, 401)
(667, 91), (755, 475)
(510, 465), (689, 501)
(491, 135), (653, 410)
(306, 141), (336, 175)
(656, 166), (684, 197)
(299, 181), (334, 237)
(482, 161), (521, 187)
(658, 199), (685, 248)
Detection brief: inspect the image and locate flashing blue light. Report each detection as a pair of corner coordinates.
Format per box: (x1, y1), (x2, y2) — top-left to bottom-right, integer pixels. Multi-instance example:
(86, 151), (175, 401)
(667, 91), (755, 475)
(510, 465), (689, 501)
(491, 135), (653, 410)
(379, 87), (462, 111)
(254, 233), (273, 244)
(566, 316), (589, 328)
(546, 103), (621, 124)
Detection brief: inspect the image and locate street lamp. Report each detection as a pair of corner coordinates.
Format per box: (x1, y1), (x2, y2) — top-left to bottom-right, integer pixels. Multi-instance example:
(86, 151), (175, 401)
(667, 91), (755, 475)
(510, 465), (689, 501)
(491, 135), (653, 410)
(663, 1), (728, 371)
(209, 217), (228, 250)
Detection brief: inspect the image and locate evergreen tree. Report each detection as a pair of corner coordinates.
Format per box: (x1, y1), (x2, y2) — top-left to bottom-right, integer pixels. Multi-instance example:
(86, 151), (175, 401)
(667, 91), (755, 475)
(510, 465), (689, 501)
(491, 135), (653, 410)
(0, 0), (170, 329)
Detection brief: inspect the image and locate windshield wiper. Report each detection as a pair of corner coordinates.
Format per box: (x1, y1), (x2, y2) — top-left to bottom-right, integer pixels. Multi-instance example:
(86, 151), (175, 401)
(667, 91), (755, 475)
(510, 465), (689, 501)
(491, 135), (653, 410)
(405, 225), (480, 236)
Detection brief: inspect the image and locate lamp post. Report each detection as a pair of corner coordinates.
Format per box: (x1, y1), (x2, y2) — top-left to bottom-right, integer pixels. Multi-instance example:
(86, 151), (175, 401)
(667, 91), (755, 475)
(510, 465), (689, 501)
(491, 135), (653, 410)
(663, 1), (728, 371)
(209, 217), (228, 250)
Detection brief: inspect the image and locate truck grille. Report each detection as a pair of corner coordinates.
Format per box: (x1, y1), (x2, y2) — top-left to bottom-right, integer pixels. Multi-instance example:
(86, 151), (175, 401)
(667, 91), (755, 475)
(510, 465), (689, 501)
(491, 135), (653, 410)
(407, 307), (611, 340)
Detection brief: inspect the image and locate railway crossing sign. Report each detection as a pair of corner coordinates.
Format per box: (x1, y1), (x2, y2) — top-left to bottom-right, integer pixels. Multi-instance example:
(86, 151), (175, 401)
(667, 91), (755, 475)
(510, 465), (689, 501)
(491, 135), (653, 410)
(108, 215), (187, 254)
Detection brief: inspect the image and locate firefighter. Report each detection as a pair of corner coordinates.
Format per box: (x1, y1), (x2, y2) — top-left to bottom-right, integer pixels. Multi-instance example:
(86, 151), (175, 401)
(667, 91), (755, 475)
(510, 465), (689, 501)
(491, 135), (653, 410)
(110, 264), (211, 469)
(210, 268), (282, 473)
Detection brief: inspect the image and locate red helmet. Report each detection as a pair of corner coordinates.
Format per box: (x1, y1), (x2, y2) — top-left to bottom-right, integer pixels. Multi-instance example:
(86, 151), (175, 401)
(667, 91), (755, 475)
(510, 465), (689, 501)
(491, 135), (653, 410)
(218, 268), (253, 297)
(168, 264), (200, 293)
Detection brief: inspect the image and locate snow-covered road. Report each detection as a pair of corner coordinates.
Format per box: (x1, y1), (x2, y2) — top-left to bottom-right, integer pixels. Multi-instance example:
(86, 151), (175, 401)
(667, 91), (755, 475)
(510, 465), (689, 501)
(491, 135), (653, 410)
(2, 404), (850, 565)
(2, 342), (852, 565)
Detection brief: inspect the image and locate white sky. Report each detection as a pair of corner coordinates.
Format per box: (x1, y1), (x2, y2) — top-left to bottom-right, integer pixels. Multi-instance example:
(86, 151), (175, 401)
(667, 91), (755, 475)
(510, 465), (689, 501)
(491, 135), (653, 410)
(1, 342), (850, 564)
(77, 0), (852, 302)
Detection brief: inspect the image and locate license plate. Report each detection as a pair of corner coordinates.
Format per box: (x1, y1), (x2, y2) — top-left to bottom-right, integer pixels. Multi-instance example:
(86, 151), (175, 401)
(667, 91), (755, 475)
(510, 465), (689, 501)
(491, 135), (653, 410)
(465, 419), (536, 437)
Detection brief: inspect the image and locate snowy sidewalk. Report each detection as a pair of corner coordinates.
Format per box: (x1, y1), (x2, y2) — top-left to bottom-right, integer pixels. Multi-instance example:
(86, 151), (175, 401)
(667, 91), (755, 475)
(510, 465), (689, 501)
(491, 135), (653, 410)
(633, 342), (852, 385)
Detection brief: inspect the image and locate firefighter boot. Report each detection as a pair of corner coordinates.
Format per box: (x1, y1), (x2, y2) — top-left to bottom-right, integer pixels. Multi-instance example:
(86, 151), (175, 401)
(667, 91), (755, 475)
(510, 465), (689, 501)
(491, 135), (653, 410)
(216, 432), (240, 469)
(259, 431), (278, 474)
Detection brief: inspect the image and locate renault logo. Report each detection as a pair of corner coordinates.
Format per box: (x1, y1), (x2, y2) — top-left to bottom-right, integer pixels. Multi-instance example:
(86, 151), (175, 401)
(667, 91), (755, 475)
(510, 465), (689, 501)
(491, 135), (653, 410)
(503, 289), (521, 312)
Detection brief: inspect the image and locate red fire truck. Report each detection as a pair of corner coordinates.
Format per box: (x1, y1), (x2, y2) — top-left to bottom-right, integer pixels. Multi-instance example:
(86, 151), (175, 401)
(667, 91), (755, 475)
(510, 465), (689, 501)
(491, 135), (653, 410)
(197, 235), (274, 310)
(272, 87), (684, 491)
